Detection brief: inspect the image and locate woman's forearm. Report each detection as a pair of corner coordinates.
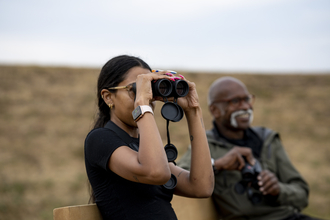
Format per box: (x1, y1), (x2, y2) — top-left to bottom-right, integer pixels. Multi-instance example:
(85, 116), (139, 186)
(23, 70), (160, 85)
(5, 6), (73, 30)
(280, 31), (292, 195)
(185, 106), (214, 195)
(136, 113), (171, 183)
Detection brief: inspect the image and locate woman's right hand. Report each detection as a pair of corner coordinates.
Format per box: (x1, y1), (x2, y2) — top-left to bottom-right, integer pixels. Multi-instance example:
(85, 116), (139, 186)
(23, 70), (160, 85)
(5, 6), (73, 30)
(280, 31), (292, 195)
(134, 71), (173, 107)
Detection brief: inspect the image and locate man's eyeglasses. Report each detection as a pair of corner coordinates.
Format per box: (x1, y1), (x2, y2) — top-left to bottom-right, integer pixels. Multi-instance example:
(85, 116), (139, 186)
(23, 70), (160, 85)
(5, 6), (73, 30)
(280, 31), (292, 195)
(108, 83), (136, 100)
(212, 94), (255, 107)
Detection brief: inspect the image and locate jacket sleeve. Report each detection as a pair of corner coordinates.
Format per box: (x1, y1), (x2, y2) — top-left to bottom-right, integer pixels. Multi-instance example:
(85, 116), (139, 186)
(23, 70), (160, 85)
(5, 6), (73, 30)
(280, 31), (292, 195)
(272, 137), (309, 210)
(177, 146), (192, 171)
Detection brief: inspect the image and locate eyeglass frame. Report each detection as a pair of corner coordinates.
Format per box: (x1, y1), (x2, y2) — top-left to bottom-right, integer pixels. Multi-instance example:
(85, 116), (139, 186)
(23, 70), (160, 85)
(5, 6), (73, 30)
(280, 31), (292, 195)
(211, 94), (255, 107)
(107, 83), (136, 100)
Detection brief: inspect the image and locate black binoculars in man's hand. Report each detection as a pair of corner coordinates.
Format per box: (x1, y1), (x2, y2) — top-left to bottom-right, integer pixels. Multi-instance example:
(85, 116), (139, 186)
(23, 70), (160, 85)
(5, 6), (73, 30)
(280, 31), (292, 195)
(235, 158), (264, 205)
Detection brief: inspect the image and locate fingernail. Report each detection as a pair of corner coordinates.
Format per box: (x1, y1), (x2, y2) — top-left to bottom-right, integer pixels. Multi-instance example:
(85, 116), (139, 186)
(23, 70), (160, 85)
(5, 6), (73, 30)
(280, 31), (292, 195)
(169, 78), (175, 81)
(179, 74), (184, 79)
(258, 181), (262, 186)
(165, 73), (173, 76)
(152, 69), (176, 74)
(173, 77), (181, 80)
(260, 187), (264, 192)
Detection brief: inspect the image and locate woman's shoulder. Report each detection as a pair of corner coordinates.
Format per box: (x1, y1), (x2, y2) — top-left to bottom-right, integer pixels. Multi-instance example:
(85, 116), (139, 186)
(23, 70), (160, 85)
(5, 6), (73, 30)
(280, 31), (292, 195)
(84, 127), (126, 155)
(85, 127), (117, 142)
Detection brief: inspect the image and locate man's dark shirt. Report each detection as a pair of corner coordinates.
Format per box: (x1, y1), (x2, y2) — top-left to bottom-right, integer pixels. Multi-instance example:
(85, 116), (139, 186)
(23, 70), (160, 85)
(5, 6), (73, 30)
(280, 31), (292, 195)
(212, 121), (263, 158)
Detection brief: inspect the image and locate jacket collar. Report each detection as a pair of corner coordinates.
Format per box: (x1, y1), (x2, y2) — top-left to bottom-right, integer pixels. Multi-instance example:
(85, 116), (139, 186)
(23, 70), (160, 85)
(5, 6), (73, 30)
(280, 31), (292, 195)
(210, 120), (250, 142)
(206, 121), (236, 148)
(208, 120), (278, 150)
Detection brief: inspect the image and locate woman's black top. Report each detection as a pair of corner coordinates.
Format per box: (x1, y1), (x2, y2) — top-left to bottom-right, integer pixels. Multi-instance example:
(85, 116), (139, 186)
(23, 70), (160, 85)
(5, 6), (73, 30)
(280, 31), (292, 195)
(84, 121), (177, 220)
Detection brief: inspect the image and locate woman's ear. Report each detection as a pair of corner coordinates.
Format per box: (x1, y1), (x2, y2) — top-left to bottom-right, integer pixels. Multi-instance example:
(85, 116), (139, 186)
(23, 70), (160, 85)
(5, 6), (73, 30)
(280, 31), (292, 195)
(101, 89), (113, 105)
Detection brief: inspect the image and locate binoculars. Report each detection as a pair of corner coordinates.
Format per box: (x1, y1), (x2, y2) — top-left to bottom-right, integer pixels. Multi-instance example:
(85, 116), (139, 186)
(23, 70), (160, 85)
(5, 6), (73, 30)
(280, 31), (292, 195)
(241, 159), (262, 184)
(131, 78), (189, 98)
(131, 78), (189, 122)
(154, 78), (189, 190)
(235, 159), (263, 205)
(151, 78), (189, 98)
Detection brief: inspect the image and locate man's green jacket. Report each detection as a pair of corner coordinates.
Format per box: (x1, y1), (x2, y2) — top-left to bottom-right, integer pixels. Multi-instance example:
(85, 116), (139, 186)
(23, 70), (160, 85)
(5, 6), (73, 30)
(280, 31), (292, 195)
(177, 126), (309, 220)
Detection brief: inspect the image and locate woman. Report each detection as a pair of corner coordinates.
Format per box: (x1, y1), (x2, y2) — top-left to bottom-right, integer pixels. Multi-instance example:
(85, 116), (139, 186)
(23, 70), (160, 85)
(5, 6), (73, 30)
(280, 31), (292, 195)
(84, 55), (214, 220)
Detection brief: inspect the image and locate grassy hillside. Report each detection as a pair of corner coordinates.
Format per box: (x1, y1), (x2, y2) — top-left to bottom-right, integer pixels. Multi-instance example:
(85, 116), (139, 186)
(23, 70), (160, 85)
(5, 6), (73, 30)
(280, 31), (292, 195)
(0, 65), (329, 220)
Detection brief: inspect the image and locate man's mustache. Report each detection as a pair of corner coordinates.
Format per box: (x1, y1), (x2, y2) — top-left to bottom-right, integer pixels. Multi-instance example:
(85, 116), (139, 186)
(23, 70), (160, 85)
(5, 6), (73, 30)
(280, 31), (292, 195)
(230, 109), (254, 128)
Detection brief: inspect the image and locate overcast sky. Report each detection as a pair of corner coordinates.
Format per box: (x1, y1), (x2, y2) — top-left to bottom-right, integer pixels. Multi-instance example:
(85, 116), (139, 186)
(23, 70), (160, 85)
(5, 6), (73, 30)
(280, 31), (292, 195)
(1, 0), (329, 72)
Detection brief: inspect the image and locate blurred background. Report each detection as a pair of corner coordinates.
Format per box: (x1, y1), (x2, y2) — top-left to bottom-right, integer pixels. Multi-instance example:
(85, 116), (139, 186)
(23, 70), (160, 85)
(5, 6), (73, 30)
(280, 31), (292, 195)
(1, 0), (330, 72)
(1, 0), (330, 219)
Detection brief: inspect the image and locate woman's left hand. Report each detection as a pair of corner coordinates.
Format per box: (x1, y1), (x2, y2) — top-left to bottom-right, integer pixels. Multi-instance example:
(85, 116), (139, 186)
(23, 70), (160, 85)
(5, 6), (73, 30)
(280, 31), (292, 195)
(175, 75), (200, 113)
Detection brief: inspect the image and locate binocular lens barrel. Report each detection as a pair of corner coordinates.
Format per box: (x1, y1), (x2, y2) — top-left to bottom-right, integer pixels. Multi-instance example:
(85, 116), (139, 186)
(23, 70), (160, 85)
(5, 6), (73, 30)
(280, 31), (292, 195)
(152, 79), (173, 97)
(132, 79), (189, 98)
(153, 79), (189, 98)
(172, 80), (189, 97)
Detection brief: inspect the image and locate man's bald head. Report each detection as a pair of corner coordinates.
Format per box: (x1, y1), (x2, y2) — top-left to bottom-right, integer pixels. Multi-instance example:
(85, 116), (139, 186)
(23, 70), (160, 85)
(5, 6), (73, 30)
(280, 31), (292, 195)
(208, 76), (248, 106)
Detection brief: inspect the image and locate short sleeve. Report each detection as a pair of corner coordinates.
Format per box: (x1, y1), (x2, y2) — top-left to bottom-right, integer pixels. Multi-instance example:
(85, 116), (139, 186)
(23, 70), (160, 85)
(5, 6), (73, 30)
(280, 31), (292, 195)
(84, 128), (127, 171)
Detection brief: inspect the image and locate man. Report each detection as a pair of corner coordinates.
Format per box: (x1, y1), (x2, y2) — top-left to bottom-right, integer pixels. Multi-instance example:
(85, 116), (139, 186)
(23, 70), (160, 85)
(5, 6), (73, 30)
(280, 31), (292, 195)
(177, 76), (318, 220)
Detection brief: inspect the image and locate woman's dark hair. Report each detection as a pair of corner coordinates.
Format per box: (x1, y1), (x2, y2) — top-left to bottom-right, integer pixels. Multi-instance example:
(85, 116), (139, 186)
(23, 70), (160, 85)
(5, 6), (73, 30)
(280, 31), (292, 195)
(89, 55), (151, 203)
(93, 55), (152, 129)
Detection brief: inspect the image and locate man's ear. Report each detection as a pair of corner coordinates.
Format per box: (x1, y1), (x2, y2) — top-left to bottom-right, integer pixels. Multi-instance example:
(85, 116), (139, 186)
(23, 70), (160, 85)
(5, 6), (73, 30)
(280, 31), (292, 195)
(209, 104), (221, 119)
(101, 89), (113, 105)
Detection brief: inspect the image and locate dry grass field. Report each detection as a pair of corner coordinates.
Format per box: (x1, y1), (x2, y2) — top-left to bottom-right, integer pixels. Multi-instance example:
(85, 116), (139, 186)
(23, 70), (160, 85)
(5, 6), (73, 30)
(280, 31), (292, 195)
(0, 65), (329, 220)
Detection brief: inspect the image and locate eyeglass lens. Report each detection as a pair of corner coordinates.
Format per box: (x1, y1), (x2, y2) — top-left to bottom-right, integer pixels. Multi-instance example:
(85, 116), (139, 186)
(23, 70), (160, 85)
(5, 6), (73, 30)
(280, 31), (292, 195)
(128, 84), (136, 100)
(230, 95), (254, 106)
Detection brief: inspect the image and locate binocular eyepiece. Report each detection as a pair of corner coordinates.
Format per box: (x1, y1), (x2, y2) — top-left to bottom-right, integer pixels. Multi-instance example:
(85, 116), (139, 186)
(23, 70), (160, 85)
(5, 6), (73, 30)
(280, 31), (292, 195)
(152, 78), (189, 98)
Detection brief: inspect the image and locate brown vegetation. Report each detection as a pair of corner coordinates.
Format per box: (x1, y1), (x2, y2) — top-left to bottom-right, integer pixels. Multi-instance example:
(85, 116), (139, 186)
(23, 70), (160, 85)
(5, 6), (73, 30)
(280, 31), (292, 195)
(0, 65), (329, 220)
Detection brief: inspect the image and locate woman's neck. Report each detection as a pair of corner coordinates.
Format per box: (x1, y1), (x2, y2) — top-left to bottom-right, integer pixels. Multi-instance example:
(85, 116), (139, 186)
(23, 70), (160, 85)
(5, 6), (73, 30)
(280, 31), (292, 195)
(111, 118), (139, 138)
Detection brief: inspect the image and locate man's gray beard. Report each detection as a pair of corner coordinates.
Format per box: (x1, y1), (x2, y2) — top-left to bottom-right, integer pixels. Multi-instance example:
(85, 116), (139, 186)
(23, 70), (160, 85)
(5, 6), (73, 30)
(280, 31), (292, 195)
(230, 109), (254, 128)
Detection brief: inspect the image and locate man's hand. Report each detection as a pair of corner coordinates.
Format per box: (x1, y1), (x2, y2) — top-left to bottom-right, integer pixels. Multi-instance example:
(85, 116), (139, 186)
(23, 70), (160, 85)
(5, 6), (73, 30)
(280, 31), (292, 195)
(214, 146), (255, 171)
(257, 170), (280, 196)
